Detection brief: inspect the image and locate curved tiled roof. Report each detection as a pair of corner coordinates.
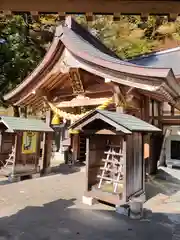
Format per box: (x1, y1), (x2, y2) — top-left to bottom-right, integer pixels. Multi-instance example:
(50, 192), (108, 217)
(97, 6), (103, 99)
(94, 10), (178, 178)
(4, 17), (180, 110)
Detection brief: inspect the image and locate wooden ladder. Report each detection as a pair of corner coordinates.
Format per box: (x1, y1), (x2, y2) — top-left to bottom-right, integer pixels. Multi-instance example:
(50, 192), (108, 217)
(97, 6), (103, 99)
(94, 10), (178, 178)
(97, 144), (124, 193)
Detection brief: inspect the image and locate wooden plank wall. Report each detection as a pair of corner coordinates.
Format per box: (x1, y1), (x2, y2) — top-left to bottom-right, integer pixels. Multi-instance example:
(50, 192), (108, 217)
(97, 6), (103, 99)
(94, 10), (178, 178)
(16, 132), (41, 167)
(88, 135), (107, 188)
(0, 132), (15, 165)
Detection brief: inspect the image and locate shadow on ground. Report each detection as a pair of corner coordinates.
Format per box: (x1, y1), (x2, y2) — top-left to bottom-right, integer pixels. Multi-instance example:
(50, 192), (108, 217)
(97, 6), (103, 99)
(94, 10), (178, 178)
(50, 162), (85, 175)
(0, 198), (179, 240)
(0, 162), (85, 186)
(146, 168), (180, 201)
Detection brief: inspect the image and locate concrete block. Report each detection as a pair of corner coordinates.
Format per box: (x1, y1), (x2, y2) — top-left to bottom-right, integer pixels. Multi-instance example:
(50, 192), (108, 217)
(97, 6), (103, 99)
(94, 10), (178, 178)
(129, 198), (143, 220)
(82, 195), (97, 206)
(32, 173), (41, 179)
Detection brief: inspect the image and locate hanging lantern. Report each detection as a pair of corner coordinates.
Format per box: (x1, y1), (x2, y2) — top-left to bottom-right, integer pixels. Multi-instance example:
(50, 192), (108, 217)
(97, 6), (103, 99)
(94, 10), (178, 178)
(51, 114), (61, 125)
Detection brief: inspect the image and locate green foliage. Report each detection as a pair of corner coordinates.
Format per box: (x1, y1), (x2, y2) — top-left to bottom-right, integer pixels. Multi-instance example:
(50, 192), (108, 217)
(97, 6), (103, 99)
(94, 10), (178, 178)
(0, 13), (57, 103)
(76, 15), (180, 59)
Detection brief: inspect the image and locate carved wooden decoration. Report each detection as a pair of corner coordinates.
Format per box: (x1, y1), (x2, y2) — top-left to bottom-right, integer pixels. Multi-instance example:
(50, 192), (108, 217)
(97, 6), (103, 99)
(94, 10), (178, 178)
(69, 68), (85, 94)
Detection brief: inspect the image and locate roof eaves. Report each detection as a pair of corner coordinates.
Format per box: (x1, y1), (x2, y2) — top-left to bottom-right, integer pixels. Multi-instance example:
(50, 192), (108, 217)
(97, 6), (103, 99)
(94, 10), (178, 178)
(0, 119), (14, 132)
(62, 36), (171, 79)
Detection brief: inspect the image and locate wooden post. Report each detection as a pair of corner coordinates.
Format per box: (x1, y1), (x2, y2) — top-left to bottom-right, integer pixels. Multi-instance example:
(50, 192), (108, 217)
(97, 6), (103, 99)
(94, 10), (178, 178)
(122, 136), (127, 202)
(149, 133), (163, 175)
(72, 134), (79, 162)
(42, 132), (53, 174)
(158, 102), (163, 129)
(42, 109), (52, 174)
(13, 106), (20, 117)
(143, 96), (150, 122)
(11, 133), (18, 179)
(35, 132), (41, 172)
(142, 134), (145, 192)
(85, 137), (90, 192)
(20, 106), (27, 118)
(111, 83), (125, 113)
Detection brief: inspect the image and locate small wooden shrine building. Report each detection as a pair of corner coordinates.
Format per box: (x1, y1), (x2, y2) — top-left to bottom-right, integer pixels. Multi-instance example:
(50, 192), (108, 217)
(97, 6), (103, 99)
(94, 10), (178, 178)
(70, 109), (161, 205)
(0, 116), (53, 181)
(3, 16), (180, 174)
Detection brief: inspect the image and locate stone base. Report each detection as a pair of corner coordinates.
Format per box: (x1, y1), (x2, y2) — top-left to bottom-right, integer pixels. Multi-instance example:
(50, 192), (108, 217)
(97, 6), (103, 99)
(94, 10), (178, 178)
(44, 167), (51, 174)
(32, 173), (41, 179)
(8, 175), (20, 183)
(139, 192), (146, 203)
(82, 195), (97, 206)
(116, 205), (130, 217)
(129, 197), (144, 220)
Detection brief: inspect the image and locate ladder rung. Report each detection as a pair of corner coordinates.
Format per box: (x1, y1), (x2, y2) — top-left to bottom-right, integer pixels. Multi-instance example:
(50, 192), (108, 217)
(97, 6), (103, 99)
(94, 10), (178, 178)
(100, 167), (123, 173)
(108, 145), (122, 148)
(97, 175), (122, 183)
(104, 152), (123, 156)
(102, 159), (121, 164)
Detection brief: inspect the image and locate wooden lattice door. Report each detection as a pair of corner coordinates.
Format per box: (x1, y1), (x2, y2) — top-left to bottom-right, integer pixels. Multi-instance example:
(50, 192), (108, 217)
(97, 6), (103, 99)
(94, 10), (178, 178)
(97, 140), (125, 194)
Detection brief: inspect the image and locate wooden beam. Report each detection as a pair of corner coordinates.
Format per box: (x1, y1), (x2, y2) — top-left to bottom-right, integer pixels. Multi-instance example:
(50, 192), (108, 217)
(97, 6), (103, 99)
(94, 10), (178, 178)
(58, 12), (66, 21)
(50, 84), (112, 100)
(56, 97), (110, 108)
(1, 1), (180, 14)
(85, 12), (94, 21)
(113, 13), (121, 21)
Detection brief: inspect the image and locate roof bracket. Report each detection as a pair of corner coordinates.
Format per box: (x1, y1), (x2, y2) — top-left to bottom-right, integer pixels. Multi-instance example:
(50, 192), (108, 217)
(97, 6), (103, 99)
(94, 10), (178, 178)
(69, 68), (85, 94)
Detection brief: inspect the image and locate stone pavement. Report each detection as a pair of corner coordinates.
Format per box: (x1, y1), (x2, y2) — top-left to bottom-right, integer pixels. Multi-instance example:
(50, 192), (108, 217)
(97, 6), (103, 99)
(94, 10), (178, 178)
(0, 166), (180, 240)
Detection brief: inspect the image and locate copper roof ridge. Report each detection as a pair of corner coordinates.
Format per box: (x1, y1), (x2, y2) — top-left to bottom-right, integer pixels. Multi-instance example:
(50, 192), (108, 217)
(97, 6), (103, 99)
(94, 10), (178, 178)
(59, 18), (174, 78)
(62, 36), (172, 79)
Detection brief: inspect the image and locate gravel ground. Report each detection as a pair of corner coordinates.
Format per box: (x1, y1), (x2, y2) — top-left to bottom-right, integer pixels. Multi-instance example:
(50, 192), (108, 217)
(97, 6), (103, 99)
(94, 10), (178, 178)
(0, 165), (179, 240)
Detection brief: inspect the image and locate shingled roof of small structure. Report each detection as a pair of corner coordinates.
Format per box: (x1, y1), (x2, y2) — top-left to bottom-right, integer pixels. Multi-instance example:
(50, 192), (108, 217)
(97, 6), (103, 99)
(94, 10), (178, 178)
(70, 109), (161, 133)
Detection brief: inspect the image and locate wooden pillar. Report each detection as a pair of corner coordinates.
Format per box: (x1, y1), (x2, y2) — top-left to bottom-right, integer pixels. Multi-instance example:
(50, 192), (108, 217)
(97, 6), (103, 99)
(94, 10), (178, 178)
(42, 132), (53, 174)
(142, 134), (145, 192)
(143, 96), (150, 122)
(85, 137), (90, 192)
(72, 134), (79, 162)
(12, 133), (18, 178)
(20, 106), (27, 118)
(112, 83), (125, 113)
(122, 136), (127, 202)
(158, 102), (163, 129)
(42, 109), (52, 174)
(13, 106), (20, 117)
(148, 101), (163, 175)
(149, 133), (163, 175)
